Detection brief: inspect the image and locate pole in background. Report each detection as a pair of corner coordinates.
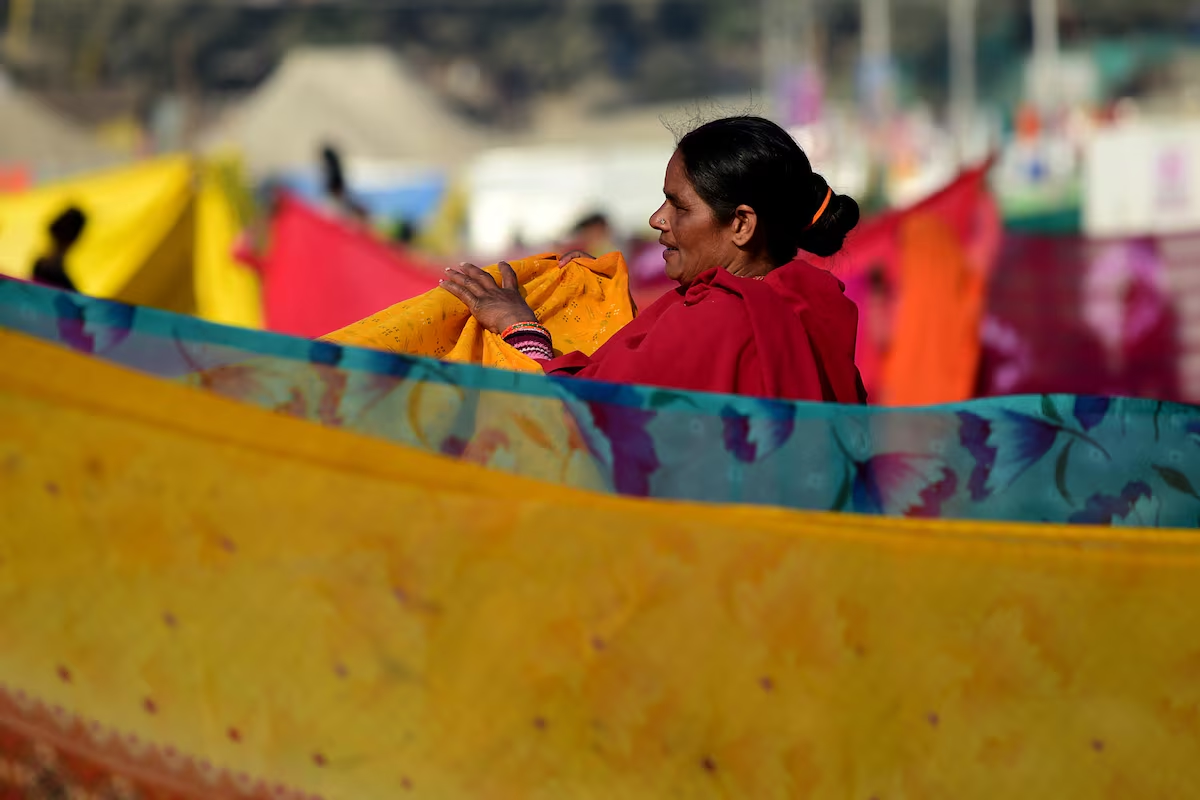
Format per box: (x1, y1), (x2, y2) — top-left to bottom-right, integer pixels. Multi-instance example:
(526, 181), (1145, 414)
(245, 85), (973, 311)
(861, 0), (891, 68)
(1032, 0), (1059, 64)
(760, 0), (781, 116)
(1031, 0), (1061, 110)
(948, 0), (977, 159)
(762, 0), (822, 127)
(4, 0), (35, 63)
(761, 0), (794, 119)
(860, 0), (894, 122)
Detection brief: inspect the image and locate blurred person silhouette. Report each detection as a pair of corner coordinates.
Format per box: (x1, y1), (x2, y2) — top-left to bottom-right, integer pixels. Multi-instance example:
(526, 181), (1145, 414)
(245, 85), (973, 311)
(31, 206), (86, 293)
(852, 263), (893, 399)
(563, 211), (618, 259)
(864, 265), (893, 356)
(319, 144), (370, 225)
(391, 219), (418, 246)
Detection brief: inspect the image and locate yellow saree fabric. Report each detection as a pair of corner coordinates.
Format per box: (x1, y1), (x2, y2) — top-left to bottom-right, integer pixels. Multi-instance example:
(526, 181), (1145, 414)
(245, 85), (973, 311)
(2, 327), (1198, 799)
(322, 252), (635, 371)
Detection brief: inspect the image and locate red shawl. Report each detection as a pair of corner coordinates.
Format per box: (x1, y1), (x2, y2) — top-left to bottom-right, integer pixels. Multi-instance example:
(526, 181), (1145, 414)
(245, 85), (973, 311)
(544, 261), (866, 403)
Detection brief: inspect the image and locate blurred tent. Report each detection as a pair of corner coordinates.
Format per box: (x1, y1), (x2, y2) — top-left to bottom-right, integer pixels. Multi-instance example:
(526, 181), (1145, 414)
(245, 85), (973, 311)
(0, 156), (261, 327)
(514, 93), (735, 148)
(0, 70), (117, 179)
(199, 47), (484, 175)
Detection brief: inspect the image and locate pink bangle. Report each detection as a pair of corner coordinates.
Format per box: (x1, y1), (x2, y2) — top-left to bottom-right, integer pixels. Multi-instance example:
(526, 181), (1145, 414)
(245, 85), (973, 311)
(500, 321), (550, 339)
(501, 320), (554, 362)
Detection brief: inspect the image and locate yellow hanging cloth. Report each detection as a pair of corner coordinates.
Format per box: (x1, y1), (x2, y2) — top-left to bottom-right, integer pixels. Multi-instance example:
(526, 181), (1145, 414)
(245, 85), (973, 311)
(0, 156), (197, 312)
(193, 155), (264, 329)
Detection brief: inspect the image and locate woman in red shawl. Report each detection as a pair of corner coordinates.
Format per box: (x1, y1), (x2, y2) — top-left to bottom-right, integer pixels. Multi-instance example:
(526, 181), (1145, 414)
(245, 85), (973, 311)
(441, 116), (866, 404)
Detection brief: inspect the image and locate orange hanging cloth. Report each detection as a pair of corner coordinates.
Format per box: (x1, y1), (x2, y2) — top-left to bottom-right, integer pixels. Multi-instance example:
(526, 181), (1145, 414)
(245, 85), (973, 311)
(880, 213), (988, 406)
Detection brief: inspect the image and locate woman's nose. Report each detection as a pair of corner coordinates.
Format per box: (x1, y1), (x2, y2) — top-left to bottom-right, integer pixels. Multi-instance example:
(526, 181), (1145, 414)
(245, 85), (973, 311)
(649, 207), (666, 231)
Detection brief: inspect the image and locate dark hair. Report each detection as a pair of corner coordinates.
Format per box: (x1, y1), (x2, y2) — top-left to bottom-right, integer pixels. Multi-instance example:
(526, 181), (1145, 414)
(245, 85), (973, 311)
(676, 116), (859, 264)
(573, 211), (610, 233)
(48, 206), (86, 247)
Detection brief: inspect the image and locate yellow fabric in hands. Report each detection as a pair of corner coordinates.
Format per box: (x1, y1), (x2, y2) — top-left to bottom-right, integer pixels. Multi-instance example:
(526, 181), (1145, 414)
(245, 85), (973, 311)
(4, 328), (1200, 799)
(323, 252), (635, 372)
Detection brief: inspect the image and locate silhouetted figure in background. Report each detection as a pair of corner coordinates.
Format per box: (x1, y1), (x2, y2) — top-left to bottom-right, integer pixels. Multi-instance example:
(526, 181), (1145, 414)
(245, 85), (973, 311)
(864, 265), (892, 355)
(391, 219), (417, 245)
(566, 211), (617, 257)
(32, 207), (86, 293)
(320, 144), (370, 224)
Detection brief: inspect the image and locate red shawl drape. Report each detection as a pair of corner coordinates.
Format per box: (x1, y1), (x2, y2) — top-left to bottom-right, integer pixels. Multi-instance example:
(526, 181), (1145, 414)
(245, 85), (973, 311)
(545, 261), (866, 403)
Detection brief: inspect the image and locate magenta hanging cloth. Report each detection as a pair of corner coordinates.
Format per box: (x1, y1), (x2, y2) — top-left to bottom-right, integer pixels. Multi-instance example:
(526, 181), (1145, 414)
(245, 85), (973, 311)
(255, 194), (443, 338)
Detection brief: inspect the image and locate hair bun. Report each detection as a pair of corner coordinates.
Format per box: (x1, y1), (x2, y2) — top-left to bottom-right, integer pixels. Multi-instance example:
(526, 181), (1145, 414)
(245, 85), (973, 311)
(674, 116), (862, 266)
(796, 175), (860, 258)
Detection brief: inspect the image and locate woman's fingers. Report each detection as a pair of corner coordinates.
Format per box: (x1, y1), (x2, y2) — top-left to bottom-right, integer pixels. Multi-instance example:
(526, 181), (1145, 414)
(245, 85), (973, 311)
(439, 276), (476, 308)
(441, 266), (487, 301)
(498, 261), (519, 291)
(456, 262), (499, 289)
(442, 261), (522, 310)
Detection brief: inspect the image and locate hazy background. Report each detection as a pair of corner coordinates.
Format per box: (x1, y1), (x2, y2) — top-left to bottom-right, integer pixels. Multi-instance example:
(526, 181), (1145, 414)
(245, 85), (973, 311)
(5, 0), (1200, 405)
(3, 0), (1197, 247)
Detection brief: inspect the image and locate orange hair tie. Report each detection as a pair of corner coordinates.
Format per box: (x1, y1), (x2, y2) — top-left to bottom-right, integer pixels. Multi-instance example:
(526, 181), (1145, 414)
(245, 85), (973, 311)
(807, 187), (833, 229)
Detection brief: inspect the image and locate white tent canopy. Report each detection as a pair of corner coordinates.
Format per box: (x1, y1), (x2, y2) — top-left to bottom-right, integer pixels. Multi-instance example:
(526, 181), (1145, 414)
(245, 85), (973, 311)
(200, 46), (483, 174)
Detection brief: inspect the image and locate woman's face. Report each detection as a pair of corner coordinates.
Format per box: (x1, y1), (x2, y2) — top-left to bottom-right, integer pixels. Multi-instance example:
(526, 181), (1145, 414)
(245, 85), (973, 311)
(650, 150), (738, 285)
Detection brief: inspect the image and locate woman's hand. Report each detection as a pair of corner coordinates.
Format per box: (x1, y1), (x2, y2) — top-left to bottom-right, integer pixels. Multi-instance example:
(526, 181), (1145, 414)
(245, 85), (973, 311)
(440, 261), (537, 335)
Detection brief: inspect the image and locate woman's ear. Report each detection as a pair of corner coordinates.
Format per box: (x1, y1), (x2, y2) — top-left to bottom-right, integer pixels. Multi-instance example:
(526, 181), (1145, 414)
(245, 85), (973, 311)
(730, 204), (758, 248)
